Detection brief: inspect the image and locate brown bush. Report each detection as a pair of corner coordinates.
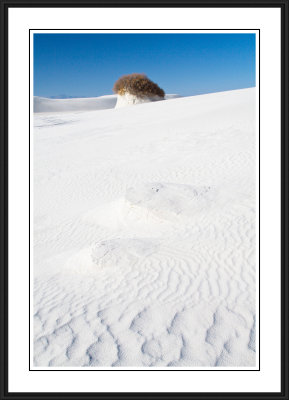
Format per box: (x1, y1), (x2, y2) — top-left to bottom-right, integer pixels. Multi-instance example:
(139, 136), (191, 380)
(113, 73), (165, 98)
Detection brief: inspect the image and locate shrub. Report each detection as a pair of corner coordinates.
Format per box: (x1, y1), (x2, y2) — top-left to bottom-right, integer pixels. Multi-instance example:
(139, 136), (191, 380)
(113, 73), (165, 98)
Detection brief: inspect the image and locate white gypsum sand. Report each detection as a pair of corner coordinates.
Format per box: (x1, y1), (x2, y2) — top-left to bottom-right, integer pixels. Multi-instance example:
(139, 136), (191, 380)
(34, 93), (180, 113)
(33, 88), (256, 367)
(115, 93), (164, 108)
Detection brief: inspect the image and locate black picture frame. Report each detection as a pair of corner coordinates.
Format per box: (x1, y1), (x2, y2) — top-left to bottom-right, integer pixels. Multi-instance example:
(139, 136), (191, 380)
(0, 0), (288, 399)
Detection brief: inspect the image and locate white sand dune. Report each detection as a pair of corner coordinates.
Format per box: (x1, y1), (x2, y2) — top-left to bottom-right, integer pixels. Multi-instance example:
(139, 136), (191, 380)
(33, 88), (256, 367)
(34, 93), (181, 113)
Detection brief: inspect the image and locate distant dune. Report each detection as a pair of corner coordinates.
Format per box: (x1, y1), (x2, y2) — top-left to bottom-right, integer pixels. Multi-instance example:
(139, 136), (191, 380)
(34, 93), (182, 113)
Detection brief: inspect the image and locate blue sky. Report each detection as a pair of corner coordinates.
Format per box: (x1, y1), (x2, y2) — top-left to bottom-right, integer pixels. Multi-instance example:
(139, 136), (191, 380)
(34, 33), (256, 98)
